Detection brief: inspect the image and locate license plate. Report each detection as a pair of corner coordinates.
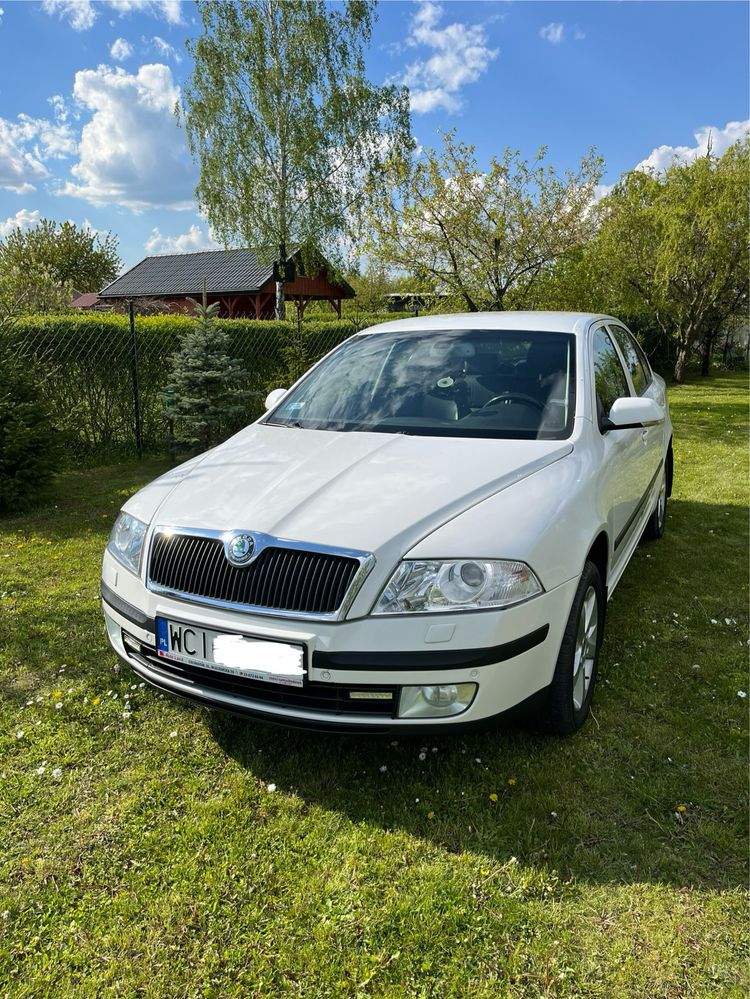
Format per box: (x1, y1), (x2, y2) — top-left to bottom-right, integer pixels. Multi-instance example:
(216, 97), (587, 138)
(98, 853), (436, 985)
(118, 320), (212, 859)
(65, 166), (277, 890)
(155, 617), (305, 687)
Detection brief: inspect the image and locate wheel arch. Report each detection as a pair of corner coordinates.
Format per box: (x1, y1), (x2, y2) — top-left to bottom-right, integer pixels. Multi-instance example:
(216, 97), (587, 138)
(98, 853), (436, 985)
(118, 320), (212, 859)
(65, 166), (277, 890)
(585, 530), (610, 600)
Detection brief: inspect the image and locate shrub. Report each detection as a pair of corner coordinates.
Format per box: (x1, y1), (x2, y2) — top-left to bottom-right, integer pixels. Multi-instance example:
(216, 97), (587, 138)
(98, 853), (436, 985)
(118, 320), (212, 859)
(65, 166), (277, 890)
(4, 310), (421, 460)
(0, 332), (61, 514)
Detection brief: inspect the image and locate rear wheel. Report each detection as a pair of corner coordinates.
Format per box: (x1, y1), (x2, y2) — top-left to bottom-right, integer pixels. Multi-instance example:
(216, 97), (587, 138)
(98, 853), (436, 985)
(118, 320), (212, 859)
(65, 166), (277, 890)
(547, 560), (604, 736)
(643, 464), (667, 541)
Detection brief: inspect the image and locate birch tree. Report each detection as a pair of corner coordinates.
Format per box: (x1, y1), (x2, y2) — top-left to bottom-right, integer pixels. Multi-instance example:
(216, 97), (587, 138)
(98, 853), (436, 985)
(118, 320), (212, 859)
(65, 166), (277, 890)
(180, 0), (412, 318)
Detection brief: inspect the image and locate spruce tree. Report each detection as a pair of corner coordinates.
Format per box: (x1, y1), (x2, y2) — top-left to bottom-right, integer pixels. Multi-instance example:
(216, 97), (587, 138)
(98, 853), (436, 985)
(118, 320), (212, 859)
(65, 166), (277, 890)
(165, 291), (250, 452)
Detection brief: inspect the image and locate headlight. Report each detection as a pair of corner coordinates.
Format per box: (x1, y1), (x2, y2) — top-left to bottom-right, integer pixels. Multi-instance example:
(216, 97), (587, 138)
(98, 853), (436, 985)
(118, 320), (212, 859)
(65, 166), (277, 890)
(107, 511), (148, 575)
(372, 559), (543, 614)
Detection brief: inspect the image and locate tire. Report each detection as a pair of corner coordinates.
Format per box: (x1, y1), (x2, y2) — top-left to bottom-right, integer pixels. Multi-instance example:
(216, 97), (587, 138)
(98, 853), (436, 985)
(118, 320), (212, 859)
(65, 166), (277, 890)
(643, 463), (668, 541)
(546, 560), (605, 736)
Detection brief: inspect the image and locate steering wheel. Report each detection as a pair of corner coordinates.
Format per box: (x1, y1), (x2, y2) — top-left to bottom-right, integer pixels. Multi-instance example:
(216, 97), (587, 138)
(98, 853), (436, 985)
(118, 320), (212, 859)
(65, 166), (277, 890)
(482, 392), (545, 412)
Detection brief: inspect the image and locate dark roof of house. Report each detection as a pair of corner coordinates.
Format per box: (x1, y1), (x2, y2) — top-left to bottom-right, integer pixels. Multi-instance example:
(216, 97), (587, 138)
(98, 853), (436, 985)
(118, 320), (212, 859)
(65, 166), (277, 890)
(99, 248), (353, 298)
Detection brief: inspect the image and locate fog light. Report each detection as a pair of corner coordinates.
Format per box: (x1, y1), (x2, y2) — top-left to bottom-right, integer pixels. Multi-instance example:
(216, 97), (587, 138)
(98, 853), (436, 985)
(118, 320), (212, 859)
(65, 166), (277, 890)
(423, 684), (458, 707)
(398, 682), (477, 719)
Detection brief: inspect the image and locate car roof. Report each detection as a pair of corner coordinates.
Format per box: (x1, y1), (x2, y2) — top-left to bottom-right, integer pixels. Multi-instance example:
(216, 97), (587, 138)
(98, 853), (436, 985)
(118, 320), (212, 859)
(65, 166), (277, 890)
(359, 311), (615, 336)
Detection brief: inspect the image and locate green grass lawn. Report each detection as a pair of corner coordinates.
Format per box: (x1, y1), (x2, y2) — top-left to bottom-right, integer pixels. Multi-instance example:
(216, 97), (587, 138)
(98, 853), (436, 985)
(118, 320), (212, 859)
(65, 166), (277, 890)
(1, 372), (747, 998)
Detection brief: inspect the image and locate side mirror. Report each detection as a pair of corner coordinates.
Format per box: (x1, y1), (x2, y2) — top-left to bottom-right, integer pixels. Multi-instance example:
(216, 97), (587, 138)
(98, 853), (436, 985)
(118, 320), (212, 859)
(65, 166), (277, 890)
(264, 387), (288, 411)
(603, 396), (665, 431)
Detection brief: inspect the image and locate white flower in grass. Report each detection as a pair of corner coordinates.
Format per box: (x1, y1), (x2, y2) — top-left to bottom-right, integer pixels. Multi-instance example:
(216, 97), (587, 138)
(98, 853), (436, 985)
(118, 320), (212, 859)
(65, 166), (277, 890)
(54, 703), (62, 711)
(418, 752), (427, 761)
(35, 765), (46, 776)
(379, 765), (387, 773)
(738, 691), (747, 699)
(122, 711), (132, 720)
(169, 730), (177, 737)
(51, 768), (62, 780)
(15, 731), (24, 740)
(266, 783), (277, 793)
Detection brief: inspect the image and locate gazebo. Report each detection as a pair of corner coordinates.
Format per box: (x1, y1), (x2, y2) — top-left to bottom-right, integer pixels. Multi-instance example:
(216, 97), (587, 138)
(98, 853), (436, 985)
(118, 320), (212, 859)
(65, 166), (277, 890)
(98, 247), (354, 318)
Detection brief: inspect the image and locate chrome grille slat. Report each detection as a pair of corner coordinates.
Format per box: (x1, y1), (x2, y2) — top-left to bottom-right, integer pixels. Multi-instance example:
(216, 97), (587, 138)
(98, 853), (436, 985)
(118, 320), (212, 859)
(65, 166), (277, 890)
(148, 531), (363, 618)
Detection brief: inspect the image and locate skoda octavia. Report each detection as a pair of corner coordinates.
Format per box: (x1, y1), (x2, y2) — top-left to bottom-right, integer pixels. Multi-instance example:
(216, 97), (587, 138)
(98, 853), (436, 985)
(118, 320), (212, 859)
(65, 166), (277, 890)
(101, 312), (672, 735)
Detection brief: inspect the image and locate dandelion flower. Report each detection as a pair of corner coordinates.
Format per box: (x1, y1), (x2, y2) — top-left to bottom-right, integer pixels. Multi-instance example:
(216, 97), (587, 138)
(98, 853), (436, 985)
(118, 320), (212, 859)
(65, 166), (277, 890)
(52, 690), (62, 699)
(427, 811), (435, 820)
(92, 697), (101, 706)
(507, 777), (517, 786)
(489, 793), (498, 802)
(676, 804), (687, 813)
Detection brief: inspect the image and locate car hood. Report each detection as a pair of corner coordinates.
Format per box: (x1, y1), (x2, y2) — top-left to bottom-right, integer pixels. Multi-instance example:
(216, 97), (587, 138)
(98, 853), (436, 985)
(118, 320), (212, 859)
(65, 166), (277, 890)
(134, 424), (573, 559)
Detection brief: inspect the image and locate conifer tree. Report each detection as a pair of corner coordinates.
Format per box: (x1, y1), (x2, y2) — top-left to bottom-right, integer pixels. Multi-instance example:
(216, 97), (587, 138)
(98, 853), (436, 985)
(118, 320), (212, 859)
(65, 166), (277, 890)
(165, 290), (250, 451)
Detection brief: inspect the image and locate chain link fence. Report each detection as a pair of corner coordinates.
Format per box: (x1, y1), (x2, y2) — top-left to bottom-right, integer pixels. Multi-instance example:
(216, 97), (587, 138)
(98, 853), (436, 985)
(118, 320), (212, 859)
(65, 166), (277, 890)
(6, 311), (409, 465)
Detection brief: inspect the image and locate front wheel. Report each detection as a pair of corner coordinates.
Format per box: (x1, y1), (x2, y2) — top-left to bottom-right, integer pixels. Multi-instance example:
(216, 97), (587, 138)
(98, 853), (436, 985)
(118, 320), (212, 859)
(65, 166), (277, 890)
(546, 560), (605, 736)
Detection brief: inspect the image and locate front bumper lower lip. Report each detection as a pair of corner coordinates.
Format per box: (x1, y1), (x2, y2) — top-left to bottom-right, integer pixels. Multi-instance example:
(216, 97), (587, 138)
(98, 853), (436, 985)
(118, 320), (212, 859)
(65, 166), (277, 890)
(119, 647), (541, 735)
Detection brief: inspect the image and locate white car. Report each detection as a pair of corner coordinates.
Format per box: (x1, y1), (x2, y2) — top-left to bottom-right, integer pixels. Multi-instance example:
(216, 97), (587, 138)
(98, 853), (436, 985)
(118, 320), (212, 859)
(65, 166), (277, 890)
(101, 312), (672, 735)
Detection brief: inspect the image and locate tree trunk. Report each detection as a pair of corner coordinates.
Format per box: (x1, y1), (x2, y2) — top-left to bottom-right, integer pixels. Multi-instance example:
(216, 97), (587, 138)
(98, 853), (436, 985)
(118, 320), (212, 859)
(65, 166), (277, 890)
(275, 279), (285, 320)
(700, 336), (712, 376)
(673, 345), (689, 383)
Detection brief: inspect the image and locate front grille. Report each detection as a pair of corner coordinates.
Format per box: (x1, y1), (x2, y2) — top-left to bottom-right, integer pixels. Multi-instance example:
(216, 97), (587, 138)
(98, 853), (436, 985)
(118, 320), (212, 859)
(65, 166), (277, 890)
(133, 641), (397, 717)
(148, 532), (361, 616)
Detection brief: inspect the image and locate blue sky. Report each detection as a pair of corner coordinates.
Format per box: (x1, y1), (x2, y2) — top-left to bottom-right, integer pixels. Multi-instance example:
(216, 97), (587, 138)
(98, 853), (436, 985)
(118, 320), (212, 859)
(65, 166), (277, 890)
(0, 0), (747, 271)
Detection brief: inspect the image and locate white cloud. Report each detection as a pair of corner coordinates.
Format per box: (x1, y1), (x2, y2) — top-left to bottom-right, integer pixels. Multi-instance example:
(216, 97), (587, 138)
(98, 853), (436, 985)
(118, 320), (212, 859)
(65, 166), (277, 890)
(539, 22), (564, 45)
(152, 35), (182, 63)
(42, 0), (96, 31)
(48, 94), (73, 124)
(397, 1), (498, 114)
(539, 22), (585, 45)
(15, 114), (77, 159)
(0, 7), (5, 26)
(635, 119), (750, 173)
(144, 224), (220, 255)
(110, 37), (134, 61)
(0, 208), (42, 239)
(42, 0), (182, 32)
(109, 0), (183, 24)
(60, 62), (196, 211)
(0, 117), (50, 193)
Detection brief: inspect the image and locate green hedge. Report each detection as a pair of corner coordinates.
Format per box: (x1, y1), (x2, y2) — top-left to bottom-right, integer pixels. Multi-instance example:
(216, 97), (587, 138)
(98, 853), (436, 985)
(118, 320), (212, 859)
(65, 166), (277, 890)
(4, 312), (412, 461)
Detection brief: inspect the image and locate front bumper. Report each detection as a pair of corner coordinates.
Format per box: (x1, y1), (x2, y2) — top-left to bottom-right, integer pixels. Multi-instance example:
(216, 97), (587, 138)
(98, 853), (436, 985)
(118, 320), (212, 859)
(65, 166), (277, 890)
(101, 550), (578, 732)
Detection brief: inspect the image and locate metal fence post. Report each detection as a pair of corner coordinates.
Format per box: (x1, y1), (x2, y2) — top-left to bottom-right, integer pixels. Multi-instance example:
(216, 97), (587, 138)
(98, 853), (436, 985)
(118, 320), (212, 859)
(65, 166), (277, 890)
(128, 299), (143, 458)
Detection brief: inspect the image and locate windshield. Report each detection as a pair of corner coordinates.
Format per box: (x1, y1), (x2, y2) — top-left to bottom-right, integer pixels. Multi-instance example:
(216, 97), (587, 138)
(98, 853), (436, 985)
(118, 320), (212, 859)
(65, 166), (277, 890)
(265, 329), (577, 440)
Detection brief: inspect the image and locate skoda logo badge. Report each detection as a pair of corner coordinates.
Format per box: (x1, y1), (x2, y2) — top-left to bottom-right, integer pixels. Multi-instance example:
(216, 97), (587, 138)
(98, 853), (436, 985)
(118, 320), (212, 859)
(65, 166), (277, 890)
(226, 533), (255, 566)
